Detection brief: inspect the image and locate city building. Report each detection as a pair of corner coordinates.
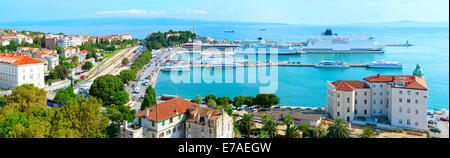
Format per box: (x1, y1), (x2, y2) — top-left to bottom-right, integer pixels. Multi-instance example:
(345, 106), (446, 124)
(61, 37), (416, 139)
(185, 107), (234, 138)
(61, 47), (79, 58)
(120, 97), (235, 138)
(0, 53), (45, 89)
(327, 70), (428, 131)
(57, 35), (84, 48)
(0, 39), (10, 46)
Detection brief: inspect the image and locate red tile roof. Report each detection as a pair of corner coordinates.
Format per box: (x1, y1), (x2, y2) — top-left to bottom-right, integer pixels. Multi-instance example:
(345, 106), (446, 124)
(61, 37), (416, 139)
(134, 97), (199, 122)
(331, 80), (369, 91)
(0, 53), (44, 65)
(364, 75), (427, 90)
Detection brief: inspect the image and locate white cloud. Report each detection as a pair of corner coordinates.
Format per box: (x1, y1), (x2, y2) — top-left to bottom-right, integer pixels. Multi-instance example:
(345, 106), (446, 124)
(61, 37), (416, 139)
(95, 9), (166, 16)
(186, 9), (208, 15)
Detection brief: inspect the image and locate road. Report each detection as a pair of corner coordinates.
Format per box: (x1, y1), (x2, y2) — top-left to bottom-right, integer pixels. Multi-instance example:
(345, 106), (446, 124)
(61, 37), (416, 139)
(127, 47), (178, 110)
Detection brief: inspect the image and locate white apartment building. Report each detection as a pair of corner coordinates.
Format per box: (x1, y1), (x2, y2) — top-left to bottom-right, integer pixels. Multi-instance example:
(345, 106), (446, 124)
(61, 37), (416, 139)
(57, 35), (84, 48)
(185, 107), (234, 138)
(327, 69), (428, 131)
(60, 47), (79, 58)
(0, 53), (45, 89)
(0, 39), (10, 46)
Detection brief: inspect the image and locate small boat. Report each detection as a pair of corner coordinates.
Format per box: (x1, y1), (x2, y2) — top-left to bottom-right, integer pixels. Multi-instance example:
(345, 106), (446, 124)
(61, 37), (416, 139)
(258, 29), (266, 31)
(161, 94), (178, 100)
(366, 60), (402, 69)
(162, 67), (191, 72)
(315, 61), (349, 68)
(224, 30), (234, 33)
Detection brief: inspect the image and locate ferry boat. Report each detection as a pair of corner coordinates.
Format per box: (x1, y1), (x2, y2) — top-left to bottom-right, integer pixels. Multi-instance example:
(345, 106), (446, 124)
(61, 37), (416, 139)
(162, 67), (191, 72)
(235, 37), (302, 55)
(366, 60), (402, 69)
(315, 61), (349, 68)
(302, 29), (384, 53)
(224, 30), (234, 33)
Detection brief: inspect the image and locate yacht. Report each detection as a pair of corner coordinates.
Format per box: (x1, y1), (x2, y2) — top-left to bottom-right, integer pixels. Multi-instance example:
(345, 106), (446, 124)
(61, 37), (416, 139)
(315, 61), (349, 68)
(366, 60), (402, 69)
(302, 29), (384, 53)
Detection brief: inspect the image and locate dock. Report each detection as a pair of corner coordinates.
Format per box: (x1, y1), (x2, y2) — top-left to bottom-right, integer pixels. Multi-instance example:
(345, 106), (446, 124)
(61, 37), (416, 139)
(168, 61), (369, 69)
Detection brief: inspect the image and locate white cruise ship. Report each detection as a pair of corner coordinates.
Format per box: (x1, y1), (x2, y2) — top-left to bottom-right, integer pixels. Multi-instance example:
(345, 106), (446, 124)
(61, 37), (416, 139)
(302, 29), (384, 53)
(235, 37), (302, 55)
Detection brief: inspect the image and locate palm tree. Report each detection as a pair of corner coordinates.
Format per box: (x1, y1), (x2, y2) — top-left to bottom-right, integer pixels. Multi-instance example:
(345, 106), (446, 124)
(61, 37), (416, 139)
(283, 114), (294, 128)
(285, 126), (300, 138)
(262, 114), (278, 138)
(313, 124), (327, 138)
(240, 114), (255, 137)
(326, 118), (351, 138)
(359, 126), (376, 138)
(258, 130), (270, 138)
(297, 123), (311, 138)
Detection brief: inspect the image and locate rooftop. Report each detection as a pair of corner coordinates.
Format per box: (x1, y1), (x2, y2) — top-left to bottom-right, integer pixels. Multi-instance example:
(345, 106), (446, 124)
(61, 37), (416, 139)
(0, 53), (44, 65)
(331, 80), (369, 91)
(364, 75), (427, 90)
(134, 97), (199, 122)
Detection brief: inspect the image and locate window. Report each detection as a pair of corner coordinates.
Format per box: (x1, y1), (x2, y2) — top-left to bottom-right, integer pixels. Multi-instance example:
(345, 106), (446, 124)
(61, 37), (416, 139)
(387, 92), (389, 95)
(415, 122), (418, 126)
(347, 117), (350, 122)
(379, 110), (383, 114)
(407, 90), (411, 95)
(355, 92), (357, 96)
(159, 133), (164, 138)
(380, 92), (383, 95)
(416, 92), (419, 95)
(399, 98), (403, 102)
(415, 99), (418, 104)
(152, 121), (155, 127)
(179, 114), (182, 120)
(170, 118), (173, 123)
(407, 119), (410, 125)
(173, 127), (176, 133)
(178, 125), (183, 131)
(162, 120), (165, 126)
(347, 97), (350, 103)
(347, 107), (350, 112)
(373, 110), (376, 114)
(364, 100), (367, 104)
(399, 119), (403, 124)
(399, 107), (402, 112)
(355, 99), (357, 104)
(355, 109), (357, 114)
(373, 92), (376, 96)
(373, 84), (376, 88)
(337, 112), (340, 117)
(373, 100), (376, 104)
(407, 108), (410, 114)
(380, 100), (383, 104)
(337, 94), (340, 98)
(407, 99), (410, 103)
(364, 110), (367, 115)
(364, 92), (367, 96)
(415, 109), (419, 115)
(152, 133), (155, 138)
(188, 124), (191, 128)
(399, 90), (403, 94)
(209, 129), (212, 134)
(337, 102), (340, 107)
(380, 84), (383, 88)
(166, 130), (171, 135)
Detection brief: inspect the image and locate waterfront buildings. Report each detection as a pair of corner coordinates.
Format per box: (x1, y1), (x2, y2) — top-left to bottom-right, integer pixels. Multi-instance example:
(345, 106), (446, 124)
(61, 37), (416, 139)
(120, 97), (234, 138)
(185, 107), (234, 138)
(0, 53), (45, 89)
(326, 67), (428, 131)
(57, 35), (84, 48)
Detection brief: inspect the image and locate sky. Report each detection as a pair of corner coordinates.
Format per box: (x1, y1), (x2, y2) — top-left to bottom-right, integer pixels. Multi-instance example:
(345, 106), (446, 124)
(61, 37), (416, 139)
(0, 0), (448, 25)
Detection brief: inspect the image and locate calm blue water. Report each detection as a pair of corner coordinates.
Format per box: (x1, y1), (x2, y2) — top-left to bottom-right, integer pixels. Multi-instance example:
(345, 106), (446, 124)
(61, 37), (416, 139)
(7, 24), (449, 110)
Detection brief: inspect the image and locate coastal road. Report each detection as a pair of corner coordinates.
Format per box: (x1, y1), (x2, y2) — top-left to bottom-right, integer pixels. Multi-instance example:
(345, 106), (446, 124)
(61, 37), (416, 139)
(127, 47), (178, 110)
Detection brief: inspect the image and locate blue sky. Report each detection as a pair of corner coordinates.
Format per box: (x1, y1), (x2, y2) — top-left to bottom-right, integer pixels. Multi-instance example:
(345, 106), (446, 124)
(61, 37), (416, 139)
(1, 0), (448, 25)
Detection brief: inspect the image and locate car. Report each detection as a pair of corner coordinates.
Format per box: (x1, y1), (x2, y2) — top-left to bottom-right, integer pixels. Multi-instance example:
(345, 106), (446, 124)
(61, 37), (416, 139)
(440, 117), (449, 121)
(428, 120), (436, 124)
(429, 127), (441, 133)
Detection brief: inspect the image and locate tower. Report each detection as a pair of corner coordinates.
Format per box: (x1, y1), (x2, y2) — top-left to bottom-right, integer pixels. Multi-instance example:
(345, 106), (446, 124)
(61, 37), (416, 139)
(412, 64), (424, 78)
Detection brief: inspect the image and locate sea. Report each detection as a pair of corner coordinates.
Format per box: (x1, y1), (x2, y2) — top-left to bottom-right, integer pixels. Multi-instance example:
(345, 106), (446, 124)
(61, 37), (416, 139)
(6, 23), (449, 110)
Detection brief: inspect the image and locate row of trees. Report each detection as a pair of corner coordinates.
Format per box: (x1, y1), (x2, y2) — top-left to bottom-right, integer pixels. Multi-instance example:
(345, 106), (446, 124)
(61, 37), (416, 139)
(144, 30), (196, 50)
(131, 49), (152, 70)
(194, 93), (280, 109)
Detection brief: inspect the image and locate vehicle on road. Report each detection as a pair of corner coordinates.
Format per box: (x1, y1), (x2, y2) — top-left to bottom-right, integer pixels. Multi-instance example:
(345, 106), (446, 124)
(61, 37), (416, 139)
(429, 127), (441, 133)
(440, 117), (449, 121)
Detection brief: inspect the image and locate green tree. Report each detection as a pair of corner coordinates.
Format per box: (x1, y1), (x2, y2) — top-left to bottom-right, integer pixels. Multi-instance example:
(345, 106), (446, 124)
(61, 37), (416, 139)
(193, 95), (203, 104)
(82, 61), (94, 71)
(283, 114), (294, 129)
(258, 130), (270, 138)
(111, 91), (130, 106)
(262, 114), (277, 138)
(326, 118), (351, 138)
(118, 70), (137, 84)
(205, 94), (217, 103)
(104, 104), (136, 138)
(207, 99), (217, 109)
(89, 75), (124, 105)
(61, 97), (109, 138)
(312, 124), (327, 138)
(297, 123), (311, 138)
(54, 86), (77, 105)
(254, 93), (280, 108)
(4, 84), (47, 112)
(285, 126), (300, 138)
(239, 114), (255, 137)
(216, 96), (232, 106)
(121, 58), (129, 66)
(53, 64), (69, 80)
(141, 86), (156, 110)
(359, 126), (376, 138)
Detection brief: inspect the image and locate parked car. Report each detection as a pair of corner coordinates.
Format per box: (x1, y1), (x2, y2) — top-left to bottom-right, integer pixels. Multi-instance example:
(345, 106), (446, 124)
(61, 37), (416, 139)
(428, 120), (436, 124)
(429, 127), (441, 133)
(440, 117), (449, 121)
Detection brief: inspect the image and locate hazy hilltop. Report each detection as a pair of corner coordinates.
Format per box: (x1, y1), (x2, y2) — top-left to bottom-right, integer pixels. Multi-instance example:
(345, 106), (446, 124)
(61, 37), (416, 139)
(338, 20), (449, 27)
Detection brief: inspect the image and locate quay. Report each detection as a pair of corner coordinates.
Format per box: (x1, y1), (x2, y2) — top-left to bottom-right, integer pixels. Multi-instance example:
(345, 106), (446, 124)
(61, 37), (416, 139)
(168, 61), (368, 68)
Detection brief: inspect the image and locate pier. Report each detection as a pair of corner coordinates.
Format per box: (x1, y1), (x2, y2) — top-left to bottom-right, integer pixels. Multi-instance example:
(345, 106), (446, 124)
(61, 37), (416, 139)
(167, 61), (369, 69)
